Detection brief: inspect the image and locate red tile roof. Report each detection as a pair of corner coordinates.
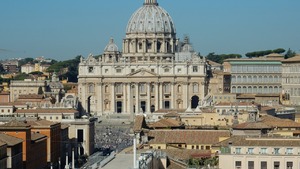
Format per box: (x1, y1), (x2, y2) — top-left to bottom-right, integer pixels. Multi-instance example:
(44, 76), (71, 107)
(15, 108), (78, 114)
(148, 130), (230, 145)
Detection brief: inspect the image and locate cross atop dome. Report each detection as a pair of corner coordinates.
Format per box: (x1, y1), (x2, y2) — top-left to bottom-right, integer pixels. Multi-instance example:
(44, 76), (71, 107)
(144, 0), (158, 5)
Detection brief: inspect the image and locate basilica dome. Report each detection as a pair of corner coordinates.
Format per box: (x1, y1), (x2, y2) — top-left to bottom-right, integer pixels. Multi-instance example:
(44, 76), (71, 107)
(104, 38), (119, 52)
(126, 0), (176, 34)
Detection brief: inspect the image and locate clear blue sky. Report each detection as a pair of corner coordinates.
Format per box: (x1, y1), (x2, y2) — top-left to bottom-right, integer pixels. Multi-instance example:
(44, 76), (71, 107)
(0, 0), (299, 61)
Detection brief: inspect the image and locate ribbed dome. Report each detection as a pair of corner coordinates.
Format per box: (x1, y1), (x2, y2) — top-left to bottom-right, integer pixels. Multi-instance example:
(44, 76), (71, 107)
(104, 38), (119, 52)
(126, 0), (176, 34)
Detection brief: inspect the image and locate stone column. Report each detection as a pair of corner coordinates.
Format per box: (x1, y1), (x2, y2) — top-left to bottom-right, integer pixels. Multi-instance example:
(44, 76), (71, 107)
(147, 83), (151, 113)
(155, 82), (159, 111)
(154, 40), (157, 53)
(184, 82), (189, 108)
(171, 82), (175, 109)
(97, 82), (103, 114)
(127, 83), (132, 114)
(123, 83), (127, 113)
(111, 83), (115, 113)
(159, 82), (164, 109)
(135, 83), (140, 113)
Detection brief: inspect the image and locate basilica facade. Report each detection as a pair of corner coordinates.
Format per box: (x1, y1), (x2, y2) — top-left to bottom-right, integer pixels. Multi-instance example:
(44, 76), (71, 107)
(78, 0), (208, 116)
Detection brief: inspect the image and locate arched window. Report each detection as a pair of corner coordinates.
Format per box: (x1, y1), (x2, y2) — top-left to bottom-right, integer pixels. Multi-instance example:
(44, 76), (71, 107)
(269, 86), (273, 94)
(193, 83), (199, 93)
(274, 86), (278, 93)
(253, 86), (257, 93)
(253, 76), (257, 83)
(264, 75), (268, 83)
(237, 86), (241, 93)
(232, 86), (236, 93)
(237, 76), (242, 83)
(269, 75), (273, 83)
(242, 76), (247, 83)
(243, 86), (247, 93)
(232, 76), (236, 83)
(248, 86), (252, 93)
(258, 76), (263, 83)
(264, 86), (268, 94)
(89, 84), (94, 93)
(248, 76), (252, 83)
(258, 86), (262, 93)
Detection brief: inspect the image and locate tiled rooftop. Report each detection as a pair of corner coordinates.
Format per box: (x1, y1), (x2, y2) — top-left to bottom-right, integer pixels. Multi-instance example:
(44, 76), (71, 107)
(213, 136), (300, 147)
(0, 133), (23, 146)
(133, 115), (147, 132)
(148, 130), (230, 145)
(149, 119), (183, 129)
(31, 132), (47, 141)
(15, 108), (78, 114)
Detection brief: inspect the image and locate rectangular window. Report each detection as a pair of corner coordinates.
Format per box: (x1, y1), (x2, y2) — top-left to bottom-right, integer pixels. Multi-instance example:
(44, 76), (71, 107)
(193, 66), (198, 72)
(77, 129), (84, 143)
(274, 148), (280, 154)
(116, 69), (122, 73)
(177, 68), (182, 73)
(164, 68), (170, 73)
(151, 69), (155, 72)
(248, 148), (254, 154)
(287, 162), (293, 169)
(235, 161), (242, 169)
(286, 148), (293, 154)
(248, 161), (254, 169)
(235, 147), (241, 154)
(105, 69), (108, 73)
(261, 161), (267, 169)
(274, 161), (280, 169)
(260, 148), (267, 154)
(164, 101), (170, 109)
(131, 69), (135, 73)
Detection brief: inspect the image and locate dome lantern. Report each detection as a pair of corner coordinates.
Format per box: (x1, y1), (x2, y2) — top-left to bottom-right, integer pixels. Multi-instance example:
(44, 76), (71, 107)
(144, 0), (158, 5)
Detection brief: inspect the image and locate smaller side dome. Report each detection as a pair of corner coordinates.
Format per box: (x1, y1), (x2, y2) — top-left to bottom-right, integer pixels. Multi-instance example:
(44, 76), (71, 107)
(104, 38), (119, 52)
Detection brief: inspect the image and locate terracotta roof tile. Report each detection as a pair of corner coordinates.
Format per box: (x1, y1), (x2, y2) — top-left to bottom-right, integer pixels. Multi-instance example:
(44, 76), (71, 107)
(15, 108), (78, 114)
(260, 115), (300, 128)
(26, 119), (60, 127)
(31, 132), (47, 141)
(213, 136), (300, 147)
(148, 130), (230, 145)
(0, 133), (23, 146)
(150, 119), (183, 128)
(0, 120), (31, 128)
(163, 149), (212, 161)
(133, 115), (148, 132)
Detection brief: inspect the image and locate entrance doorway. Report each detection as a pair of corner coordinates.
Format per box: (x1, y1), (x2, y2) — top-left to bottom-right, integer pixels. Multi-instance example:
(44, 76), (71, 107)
(116, 101), (122, 113)
(141, 101), (146, 113)
(191, 95), (199, 109)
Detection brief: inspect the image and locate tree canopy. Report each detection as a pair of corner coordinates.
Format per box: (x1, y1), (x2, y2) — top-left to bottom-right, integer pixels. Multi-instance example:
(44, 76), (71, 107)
(206, 53), (242, 64)
(46, 55), (81, 82)
(245, 48), (285, 58)
(284, 48), (296, 59)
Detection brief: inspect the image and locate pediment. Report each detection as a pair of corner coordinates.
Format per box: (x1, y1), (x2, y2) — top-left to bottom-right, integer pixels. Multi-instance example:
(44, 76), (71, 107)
(127, 68), (158, 77)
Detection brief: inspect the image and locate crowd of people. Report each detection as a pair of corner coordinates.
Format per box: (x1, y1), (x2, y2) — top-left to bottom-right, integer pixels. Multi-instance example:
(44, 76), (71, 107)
(95, 123), (133, 154)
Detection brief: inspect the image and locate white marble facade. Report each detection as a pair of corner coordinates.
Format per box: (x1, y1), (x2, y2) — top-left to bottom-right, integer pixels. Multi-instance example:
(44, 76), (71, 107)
(78, 0), (208, 116)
